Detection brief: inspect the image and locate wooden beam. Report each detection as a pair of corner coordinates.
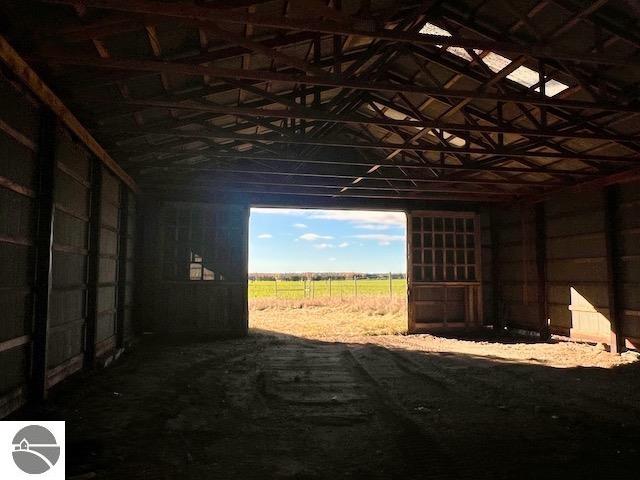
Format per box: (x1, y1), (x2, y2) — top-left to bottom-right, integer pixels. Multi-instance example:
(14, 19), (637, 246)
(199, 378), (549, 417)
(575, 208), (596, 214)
(0, 335), (31, 354)
(489, 208), (503, 330)
(125, 150), (601, 178)
(36, 54), (640, 113)
(31, 110), (57, 401)
(531, 164), (640, 201)
(143, 182), (509, 202)
(534, 203), (549, 340)
(604, 186), (625, 353)
(84, 160), (102, 368)
(0, 34), (138, 192)
(91, 98), (640, 144)
(108, 126), (639, 163)
(203, 24), (326, 76)
(139, 175), (522, 196)
(139, 164), (563, 188)
(116, 187), (129, 349)
(41, 0), (640, 67)
(399, 49), (640, 157)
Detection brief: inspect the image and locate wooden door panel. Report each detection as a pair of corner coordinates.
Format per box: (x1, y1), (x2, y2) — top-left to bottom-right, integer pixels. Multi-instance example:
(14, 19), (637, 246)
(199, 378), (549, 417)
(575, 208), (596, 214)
(408, 211), (482, 332)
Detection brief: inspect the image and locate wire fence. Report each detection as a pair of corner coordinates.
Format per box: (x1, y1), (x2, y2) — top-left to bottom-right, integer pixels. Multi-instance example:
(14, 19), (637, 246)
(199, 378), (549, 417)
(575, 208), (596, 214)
(249, 275), (407, 300)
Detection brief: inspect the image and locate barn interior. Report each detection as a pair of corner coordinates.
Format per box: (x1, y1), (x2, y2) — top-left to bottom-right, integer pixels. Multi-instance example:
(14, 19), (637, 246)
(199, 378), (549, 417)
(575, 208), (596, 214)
(1, 0), (640, 478)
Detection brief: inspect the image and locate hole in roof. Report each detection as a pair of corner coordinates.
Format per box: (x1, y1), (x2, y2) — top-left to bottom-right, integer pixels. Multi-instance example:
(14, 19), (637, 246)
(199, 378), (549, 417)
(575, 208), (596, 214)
(419, 22), (569, 97)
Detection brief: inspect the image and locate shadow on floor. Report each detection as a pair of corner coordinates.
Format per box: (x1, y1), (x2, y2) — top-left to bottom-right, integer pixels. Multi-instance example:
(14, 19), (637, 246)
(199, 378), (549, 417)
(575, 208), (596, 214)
(11, 329), (640, 480)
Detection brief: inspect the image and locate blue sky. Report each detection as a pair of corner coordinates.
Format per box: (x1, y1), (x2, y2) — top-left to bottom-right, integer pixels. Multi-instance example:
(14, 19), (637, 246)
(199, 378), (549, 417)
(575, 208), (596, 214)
(249, 208), (407, 274)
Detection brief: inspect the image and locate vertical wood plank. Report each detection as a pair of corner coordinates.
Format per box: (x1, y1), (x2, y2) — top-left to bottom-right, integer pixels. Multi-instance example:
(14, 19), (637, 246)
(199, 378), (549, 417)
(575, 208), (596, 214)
(490, 208), (502, 330)
(406, 211), (415, 333)
(31, 110), (56, 400)
(84, 159), (102, 367)
(474, 213), (483, 326)
(116, 188), (129, 348)
(241, 205), (249, 335)
(604, 186), (625, 353)
(535, 203), (549, 340)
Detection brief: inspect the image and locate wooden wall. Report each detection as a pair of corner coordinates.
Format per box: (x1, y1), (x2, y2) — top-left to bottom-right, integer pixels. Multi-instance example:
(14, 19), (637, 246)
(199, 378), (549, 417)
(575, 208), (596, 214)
(0, 69), (136, 417)
(120, 192), (136, 344)
(138, 199), (248, 336)
(48, 127), (92, 387)
(489, 183), (640, 349)
(95, 168), (121, 359)
(616, 184), (640, 347)
(545, 191), (609, 341)
(490, 205), (541, 331)
(0, 70), (39, 416)
(480, 208), (494, 324)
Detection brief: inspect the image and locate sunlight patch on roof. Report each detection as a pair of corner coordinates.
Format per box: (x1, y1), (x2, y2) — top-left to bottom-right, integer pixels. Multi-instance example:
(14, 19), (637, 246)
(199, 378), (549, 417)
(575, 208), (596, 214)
(368, 102), (466, 147)
(419, 22), (569, 97)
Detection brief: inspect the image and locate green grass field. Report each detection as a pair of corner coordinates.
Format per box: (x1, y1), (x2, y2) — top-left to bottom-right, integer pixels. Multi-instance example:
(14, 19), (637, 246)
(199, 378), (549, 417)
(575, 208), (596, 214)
(249, 278), (407, 299)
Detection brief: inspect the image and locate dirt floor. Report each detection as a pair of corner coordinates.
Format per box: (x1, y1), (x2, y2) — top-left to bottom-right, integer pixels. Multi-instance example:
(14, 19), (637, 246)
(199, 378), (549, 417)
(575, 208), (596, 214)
(13, 319), (640, 480)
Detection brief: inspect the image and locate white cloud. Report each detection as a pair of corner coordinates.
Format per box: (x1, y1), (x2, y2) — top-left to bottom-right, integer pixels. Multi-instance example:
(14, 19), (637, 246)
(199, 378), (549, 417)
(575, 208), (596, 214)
(308, 210), (405, 227)
(299, 233), (333, 241)
(251, 208), (406, 230)
(257, 233), (272, 239)
(355, 224), (390, 230)
(252, 208), (406, 229)
(329, 257), (337, 261)
(351, 234), (404, 246)
(252, 208), (305, 216)
(314, 243), (334, 250)
(338, 242), (350, 248)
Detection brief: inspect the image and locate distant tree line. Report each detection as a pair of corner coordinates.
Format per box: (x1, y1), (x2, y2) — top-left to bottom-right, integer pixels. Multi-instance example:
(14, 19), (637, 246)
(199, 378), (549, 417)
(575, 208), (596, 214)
(249, 272), (407, 281)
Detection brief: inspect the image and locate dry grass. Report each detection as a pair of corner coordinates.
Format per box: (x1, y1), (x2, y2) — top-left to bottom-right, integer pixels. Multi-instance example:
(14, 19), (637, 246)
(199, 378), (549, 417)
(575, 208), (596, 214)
(249, 295), (407, 337)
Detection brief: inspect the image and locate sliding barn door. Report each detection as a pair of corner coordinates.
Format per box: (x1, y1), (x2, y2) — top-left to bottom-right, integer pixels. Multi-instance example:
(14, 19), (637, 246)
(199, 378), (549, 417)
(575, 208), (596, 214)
(408, 211), (482, 332)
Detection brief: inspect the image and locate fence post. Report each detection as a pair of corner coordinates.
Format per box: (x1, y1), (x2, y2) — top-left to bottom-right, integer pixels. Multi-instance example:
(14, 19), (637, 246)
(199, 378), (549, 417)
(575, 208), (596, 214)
(275, 278), (278, 298)
(329, 277), (332, 297)
(354, 276), (358, 297)
(389, 272), (392, 298)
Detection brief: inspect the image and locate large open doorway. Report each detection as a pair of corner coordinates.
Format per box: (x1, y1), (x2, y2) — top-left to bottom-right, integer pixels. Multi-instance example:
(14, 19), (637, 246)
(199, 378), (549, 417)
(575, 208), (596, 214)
(248, 207), (408, 337)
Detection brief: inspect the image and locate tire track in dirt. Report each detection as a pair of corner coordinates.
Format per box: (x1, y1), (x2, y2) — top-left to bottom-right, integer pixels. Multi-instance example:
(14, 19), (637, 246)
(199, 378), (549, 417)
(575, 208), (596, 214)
(343, 345), (464, 480)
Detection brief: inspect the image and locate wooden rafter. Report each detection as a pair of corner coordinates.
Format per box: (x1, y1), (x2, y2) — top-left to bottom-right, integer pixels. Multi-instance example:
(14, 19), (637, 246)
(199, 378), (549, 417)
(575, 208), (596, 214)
(35, 54), (640, 113)
(40, 0), (640, 67)
(3, 0), (637, 202)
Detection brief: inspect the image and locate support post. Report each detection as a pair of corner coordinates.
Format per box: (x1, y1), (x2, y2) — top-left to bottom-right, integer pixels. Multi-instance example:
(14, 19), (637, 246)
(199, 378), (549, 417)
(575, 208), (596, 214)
(31, 110), (57, 401)
(534, 203), (550, 340)
(85, 161), (102, 367)
(604, 186), (625, 353)
(490, 208), (502, 331)
(116, 187), (129, 349)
